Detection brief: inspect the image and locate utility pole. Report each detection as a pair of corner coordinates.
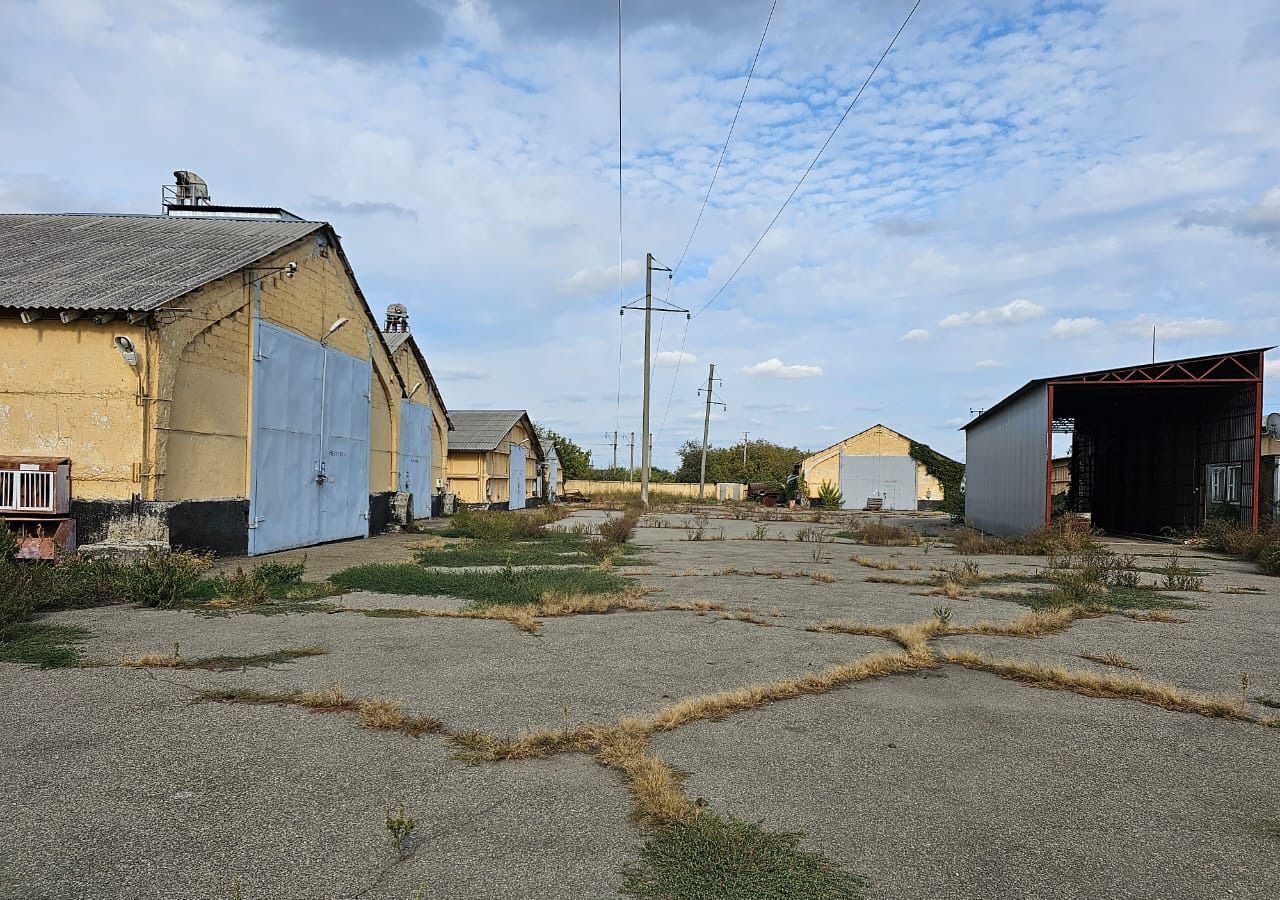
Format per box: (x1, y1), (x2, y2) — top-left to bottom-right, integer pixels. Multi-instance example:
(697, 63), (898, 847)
(627, 432), (635, 481)
(610, 431), (619, 469)
(697, 364), (725, 500)
(621, 253), (685, 505)
(742, 432), (749, 466)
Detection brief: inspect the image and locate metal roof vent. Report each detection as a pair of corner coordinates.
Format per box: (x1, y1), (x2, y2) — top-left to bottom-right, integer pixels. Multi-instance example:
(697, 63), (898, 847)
(165, 170), (211, 210)
(385, 303), (409, 333)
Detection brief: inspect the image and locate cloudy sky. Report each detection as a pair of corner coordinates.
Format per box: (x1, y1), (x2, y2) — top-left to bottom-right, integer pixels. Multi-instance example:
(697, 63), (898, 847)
(2, 0), (1278, 466)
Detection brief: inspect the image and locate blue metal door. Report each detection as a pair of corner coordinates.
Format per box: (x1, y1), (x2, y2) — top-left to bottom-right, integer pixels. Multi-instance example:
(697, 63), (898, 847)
(546, 447), (558, 501)
(316, 347), (371, 544)
(249, 321), (371, 554)
(398, 400), (433, 518)
(508, 445), (526, 510)
(839, 455), (918, 511)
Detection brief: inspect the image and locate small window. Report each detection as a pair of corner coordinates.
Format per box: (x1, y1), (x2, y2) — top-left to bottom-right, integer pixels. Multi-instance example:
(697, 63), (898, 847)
(1207, 464), (1242, 505)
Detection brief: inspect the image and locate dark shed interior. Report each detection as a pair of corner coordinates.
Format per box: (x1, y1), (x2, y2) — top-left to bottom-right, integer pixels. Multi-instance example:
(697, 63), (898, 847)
(1051, 349), (1266, 536)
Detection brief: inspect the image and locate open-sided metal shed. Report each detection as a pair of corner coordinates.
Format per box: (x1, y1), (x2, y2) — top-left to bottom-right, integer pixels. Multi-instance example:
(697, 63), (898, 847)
(964, 348), (1269, 537)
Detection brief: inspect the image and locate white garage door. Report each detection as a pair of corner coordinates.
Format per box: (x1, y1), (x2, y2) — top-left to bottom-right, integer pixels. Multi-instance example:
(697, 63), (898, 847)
(839, 455), (918, 511)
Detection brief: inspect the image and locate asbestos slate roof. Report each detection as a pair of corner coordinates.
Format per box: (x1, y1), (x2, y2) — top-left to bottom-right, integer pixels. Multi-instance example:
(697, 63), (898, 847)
(384, 331), (410, 353)
(449, 410), (536, 453)
(0, 213), (323, 311)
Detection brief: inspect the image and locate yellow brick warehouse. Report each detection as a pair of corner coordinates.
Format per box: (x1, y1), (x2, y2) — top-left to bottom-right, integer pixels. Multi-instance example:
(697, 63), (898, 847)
(0, 209), (450, 553)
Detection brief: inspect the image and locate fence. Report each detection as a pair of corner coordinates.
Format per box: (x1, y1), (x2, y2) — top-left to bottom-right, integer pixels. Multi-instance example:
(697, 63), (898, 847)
(563, 480), (748, 499)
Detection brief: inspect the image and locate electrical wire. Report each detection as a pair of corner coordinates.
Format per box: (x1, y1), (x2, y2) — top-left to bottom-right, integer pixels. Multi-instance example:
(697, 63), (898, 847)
(652, 0), (777, 445)
(692, 0), (923, 319)
(673, 0), (777, 277)
(613, 0), (625, 440)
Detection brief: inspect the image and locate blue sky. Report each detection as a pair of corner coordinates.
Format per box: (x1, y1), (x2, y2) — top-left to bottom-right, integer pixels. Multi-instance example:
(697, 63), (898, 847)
(2, 0), (1278, 466)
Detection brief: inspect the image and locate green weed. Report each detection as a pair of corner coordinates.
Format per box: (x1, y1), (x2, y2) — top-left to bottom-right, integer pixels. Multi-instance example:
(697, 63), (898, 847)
(329, 564), (632, 608)
(0, 621), (89, 668)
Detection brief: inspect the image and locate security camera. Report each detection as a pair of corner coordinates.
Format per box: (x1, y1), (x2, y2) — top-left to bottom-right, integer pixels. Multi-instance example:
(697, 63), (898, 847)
(114, 335), (138, 366)
(285, 262), (297, 278)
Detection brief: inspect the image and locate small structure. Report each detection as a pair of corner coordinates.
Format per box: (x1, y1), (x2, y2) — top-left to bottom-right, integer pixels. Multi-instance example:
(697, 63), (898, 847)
(0, 457), (75, 558)
(964, 348), (1269, 536)
(801, 424), (954, 511)
(1263, 412), (1279, 525)
(446, 411), (544, 509)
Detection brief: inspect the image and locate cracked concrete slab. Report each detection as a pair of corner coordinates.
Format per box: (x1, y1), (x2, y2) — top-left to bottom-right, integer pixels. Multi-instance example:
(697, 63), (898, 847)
(652, 667), (1280, 900)
(0, 666), (636, 900)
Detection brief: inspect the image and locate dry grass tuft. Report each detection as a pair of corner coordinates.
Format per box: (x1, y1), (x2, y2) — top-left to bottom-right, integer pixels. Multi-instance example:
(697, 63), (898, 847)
(948, 605), (1098, 638)
(1080, 653), (1139, 670)
(298, 681), (349, 710)
(942, 649), (1264, 725)
(821, 619), (944, 660)
(865, 575), (930, 586)
(850, 555), (900, 570)
(121, 650), (183, 668)
(404, 536), (449, 551)
(1121, 610), (1188, 624)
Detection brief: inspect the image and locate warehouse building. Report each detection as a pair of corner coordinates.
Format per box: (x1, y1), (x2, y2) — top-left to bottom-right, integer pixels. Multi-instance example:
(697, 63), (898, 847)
(964, 348), (1269, 536)
(381, 303), (451, 516)
(0, 175), (447, 555)
(446, 410), (545, 509)
(801, 424), (955, 511)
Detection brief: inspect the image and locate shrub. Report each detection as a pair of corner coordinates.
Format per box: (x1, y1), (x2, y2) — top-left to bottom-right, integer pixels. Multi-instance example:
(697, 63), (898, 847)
(0, 520), (18, 563)
(816, 481), (843, 510)
(951, 518), (1099, 556)
(1258, 543), (1280, 577)
(599, 510), (639, 545)
(120, 549), (213, 608)
(841, 521), (920, 547)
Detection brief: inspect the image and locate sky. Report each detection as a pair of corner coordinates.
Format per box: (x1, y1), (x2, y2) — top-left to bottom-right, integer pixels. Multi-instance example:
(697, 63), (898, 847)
(1, 0), (1278, 467)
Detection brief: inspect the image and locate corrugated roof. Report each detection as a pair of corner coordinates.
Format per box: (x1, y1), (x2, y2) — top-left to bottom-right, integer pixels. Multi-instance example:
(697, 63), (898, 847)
(963, 347), (1274, 431)
(449, 410), (535, 453)
(0, 213), (323, 311)
(384, 331), (410, 353)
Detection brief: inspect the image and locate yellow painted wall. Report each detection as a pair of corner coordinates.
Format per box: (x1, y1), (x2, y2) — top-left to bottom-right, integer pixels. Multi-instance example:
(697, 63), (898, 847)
(165, 307), (250, 500)
(802, 425), (945, 503)
(390, 343), (449, 491)
(0, 318), (146, 499)
(447, 451), (486, 503)
(2, 233), (405, 508)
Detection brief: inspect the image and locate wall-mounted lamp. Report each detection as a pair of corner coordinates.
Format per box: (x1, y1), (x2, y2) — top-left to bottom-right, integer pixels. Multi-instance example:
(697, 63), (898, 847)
(114, 335), (139, 366)
(247, 261), (298, 286)
(407, 382), (423, 400)
(320, 317), (350, 345)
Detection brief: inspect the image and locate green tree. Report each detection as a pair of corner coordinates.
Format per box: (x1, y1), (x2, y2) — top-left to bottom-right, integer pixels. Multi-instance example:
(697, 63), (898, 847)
(675, 439), (808, 486)
(534, 425), (592, 480)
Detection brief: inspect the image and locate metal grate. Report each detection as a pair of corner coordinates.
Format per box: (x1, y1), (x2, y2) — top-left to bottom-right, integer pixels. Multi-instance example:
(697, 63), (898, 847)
(0, 468), (56, 514)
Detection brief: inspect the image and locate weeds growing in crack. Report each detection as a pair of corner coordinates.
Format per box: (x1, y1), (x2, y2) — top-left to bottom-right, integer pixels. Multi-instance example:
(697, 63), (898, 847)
(941, 649), (1276, 726)
(198, 684), (445, 737)
(385, 804), (418, 860)
(1080, 653), (1139, 670)
(851, 555), (899, 571)
(122, 645), (327, 671)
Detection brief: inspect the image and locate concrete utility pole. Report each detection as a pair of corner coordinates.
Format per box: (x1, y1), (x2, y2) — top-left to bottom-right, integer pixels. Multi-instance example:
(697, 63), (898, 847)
(620, 253), (684, 505)
(610, 431), (618, 469)
(742, 432), (749, 466)
(698, 363), (725, 500)
(628, 432), (635, 481)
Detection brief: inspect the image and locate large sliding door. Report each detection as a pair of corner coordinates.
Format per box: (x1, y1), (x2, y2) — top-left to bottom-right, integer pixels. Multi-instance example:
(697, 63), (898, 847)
(508, 445), (526, 510)
(398, 400), (433, 518)
(249, 321), (371, 554)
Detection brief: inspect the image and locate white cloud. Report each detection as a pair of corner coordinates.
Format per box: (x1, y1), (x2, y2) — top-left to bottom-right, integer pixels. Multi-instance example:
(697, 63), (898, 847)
(899, 328), (930, 342)
(975, 359), (1003, 369)
(815, 424), (837, 431)
(1050, 317), (1103, 339)
(945, 416), (969, 427)
(743, 358), (823, 379)
(939, 299), (1046, 329)
(562, 259), (643, 295)
(1265, 359), (1279, 380)
(1126, 316), (1232, 340)
(653, 350), (696, 367)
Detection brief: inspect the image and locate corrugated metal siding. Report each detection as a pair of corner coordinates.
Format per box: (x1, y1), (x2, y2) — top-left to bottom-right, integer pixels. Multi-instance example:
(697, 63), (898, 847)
(965, 385), (1048, 536)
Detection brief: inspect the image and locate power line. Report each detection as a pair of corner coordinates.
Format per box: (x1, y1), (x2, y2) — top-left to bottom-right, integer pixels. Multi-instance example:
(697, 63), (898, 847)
(652, 0), (776, 442)
(613, 0), (625, 439)
(692, 0), (924, 319)
(673, 0), (777, 276)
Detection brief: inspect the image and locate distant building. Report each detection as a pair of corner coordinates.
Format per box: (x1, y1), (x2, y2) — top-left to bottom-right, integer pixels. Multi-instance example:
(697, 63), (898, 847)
(446, 410), (545, 509)
(801, 424), (954, 511)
